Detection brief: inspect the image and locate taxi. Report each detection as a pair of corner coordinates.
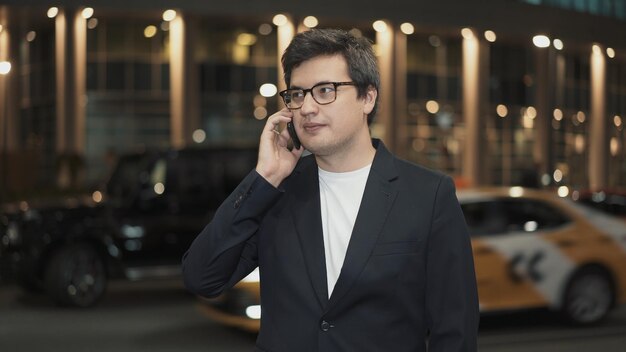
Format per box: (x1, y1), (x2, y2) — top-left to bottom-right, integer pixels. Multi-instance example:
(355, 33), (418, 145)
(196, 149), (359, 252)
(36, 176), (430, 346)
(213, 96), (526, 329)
(197, 187), (626, 330)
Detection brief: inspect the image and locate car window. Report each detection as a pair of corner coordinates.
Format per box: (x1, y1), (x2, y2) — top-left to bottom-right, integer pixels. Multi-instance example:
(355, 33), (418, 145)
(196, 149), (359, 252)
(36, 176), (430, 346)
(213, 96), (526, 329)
(173, 152), (218, 200)
(171, 149), (256, 208)
(106, 153), (151, 201)
(461, 201), (507, 236)
(462, 198), (571, 237)
(501, 199), (570, 233)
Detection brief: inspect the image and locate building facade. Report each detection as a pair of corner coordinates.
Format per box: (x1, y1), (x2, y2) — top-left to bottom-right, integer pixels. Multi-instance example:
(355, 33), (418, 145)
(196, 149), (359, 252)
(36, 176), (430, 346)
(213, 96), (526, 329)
(0, 0), (625, 200)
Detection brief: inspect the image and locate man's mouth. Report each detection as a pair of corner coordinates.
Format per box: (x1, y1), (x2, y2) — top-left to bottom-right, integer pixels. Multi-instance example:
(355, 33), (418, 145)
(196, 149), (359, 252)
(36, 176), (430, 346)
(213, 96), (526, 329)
(303, 123), (325, 133)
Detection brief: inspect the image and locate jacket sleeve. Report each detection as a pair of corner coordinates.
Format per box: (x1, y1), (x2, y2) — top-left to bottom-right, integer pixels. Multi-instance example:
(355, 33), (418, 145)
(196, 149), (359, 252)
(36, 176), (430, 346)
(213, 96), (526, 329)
(425, 175), (479, 351)
(182, 170), (282, 298)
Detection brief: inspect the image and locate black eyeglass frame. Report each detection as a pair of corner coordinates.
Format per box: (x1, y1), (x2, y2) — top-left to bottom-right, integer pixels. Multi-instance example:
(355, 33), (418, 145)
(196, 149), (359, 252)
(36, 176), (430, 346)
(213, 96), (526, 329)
(278, 81), (357, 109)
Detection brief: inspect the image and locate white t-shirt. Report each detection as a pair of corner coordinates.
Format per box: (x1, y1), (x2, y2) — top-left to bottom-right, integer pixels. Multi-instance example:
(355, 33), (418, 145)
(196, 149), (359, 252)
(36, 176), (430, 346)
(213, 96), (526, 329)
(318, 164), (371, 297)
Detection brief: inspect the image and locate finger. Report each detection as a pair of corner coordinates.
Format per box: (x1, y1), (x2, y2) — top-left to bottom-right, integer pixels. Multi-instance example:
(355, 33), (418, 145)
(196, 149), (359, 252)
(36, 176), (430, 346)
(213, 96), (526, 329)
(290, 143), (305, 157)
(274, 128), (291, 148)
(265, 109), (293, 131)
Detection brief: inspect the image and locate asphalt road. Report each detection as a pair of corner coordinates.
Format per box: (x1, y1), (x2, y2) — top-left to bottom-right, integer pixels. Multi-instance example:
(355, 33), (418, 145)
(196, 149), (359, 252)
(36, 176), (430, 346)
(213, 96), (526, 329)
(1, 279), (626, 352)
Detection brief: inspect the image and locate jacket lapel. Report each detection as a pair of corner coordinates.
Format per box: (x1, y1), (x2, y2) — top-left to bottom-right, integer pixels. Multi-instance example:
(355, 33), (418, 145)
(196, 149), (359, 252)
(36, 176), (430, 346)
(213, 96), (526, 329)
(327, 141), (398, 309)
(290, 157), (329, 308)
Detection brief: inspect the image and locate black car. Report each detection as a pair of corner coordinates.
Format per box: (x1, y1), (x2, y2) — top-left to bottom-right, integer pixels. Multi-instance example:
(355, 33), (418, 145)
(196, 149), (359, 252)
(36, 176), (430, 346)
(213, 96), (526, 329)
(0, 146), (257, 307)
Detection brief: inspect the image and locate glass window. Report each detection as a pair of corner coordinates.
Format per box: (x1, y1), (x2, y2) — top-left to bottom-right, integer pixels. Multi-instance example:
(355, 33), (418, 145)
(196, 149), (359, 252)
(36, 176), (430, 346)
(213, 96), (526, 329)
(501, 199), (570, 232)
(462, 198), (571, 236)
(403, 32), (464, 176)
(462, 201), (508, 236)
(106, 61), (125, 90)
(133, 62), (152, 91)
(518, 0), (626, 20)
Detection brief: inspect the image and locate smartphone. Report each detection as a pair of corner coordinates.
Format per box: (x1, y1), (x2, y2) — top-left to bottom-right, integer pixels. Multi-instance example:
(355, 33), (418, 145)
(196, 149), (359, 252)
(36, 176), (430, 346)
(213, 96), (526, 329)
(287, 121), (301, 150)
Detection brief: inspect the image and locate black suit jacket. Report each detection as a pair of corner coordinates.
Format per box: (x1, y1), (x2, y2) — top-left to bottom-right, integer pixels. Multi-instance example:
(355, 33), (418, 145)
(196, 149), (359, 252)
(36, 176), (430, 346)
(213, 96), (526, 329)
(183, 139), (479, 351)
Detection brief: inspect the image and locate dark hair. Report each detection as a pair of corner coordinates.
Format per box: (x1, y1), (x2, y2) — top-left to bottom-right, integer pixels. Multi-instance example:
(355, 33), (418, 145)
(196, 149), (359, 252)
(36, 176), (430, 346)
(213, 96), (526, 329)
(281, 28), (380, 124)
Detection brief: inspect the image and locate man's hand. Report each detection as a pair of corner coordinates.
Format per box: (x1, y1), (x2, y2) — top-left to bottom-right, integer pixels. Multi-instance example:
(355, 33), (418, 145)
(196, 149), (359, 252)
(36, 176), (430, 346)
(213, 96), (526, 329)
(255, 108), (304, 188)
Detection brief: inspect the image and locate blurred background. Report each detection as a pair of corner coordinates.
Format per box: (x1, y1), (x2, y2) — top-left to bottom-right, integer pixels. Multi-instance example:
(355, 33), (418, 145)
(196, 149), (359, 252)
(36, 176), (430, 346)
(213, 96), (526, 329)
(1, 0), (626, 351)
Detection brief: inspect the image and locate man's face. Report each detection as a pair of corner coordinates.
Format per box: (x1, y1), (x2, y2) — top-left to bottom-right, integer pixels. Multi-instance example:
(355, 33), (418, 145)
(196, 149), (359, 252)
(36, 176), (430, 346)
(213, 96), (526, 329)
(289, 54), (375, 157)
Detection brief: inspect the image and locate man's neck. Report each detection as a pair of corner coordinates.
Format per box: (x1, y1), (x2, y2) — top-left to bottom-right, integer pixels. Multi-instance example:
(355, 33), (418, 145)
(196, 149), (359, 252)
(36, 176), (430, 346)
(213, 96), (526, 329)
(315, 134), (376, 173)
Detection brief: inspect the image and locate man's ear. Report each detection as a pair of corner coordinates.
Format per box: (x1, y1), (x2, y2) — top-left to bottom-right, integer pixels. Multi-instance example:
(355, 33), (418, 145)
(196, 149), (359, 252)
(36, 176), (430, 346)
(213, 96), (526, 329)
(363, 86), (377, 115)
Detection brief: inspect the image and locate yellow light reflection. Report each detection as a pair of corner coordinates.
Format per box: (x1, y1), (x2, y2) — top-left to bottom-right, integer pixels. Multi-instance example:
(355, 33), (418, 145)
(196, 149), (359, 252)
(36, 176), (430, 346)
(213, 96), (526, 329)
(92, 191), (103, 203)
(553, 39), (563, 50)
(259, 83), (277, 97)
(253, 95), (267, 107)
(553, 108), (563, 121)
(400, 23), (414, 35)
(232, 43), (249, 64)
(154, 183), (165, 195)
(557, 186), (569, 198)
(484, 30), (496, 42)
(162, 9), (176, 22)
(87, 18), (98, 29)
(273, 14), (288, 26)
(496, 104), (508, 118)
(532, 35), (550, 48)
(523, 115), (534, 129)
(303, 16), (318, 28)
(606, 47), (615, 58)
(192, 129), (206, 144)
(47, 7), (59, 18)
(144, 25), (157, 38)
(26, 31), (36, 42)
(426, 100), (439, 114)
(0, 61), (11, 75)
(254, 107), (268, 120)
(592, 44), (602, 55)
(237, 33), (257, 46)
(258, 23), (272, 35)
(461, 28), (473, 39)
(614, 115), (622, 127)
(610, 137), (620, 156)
(509, 187), (524, 198)
(574, 134), (585, 154)
(81, 7), (94, 19)
(526, 106), (537, 119)
(372, 20), (387, 33)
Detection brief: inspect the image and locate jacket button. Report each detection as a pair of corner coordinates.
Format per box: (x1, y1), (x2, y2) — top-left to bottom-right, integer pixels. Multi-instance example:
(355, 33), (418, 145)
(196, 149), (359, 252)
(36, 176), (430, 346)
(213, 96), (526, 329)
(233, 195), (244, 209)
(320, 320), (330, 332)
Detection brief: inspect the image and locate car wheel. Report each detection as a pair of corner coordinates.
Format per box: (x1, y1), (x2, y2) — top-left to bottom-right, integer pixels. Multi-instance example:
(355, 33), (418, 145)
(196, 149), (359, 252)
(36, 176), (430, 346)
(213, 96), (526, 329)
(561, 267), (614, 325)
(44, 244), (107, 307)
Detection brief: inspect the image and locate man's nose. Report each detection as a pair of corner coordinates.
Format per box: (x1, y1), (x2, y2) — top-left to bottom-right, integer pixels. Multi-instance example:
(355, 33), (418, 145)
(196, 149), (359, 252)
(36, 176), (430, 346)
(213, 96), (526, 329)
(299, 91), (318, 115)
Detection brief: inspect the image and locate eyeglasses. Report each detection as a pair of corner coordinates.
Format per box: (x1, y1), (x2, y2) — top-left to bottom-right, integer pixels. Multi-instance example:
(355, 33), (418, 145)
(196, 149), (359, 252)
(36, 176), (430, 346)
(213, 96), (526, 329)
(279, 82), (357, 110)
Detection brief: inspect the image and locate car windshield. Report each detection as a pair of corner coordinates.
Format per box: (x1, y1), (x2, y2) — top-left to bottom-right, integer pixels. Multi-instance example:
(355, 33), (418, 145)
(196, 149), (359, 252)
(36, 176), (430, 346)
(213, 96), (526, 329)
(105, 154), (148, 202)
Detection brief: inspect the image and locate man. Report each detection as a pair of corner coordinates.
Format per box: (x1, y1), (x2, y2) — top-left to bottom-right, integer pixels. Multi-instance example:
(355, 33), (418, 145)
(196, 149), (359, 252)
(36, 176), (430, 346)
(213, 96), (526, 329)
(183, 28), (478, 351)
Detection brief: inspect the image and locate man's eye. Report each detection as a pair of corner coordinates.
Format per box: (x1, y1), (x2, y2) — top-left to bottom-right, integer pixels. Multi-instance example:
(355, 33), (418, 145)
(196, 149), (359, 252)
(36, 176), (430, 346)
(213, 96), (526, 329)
(291, 91), (305, 98)
(317, 86), (335, 95)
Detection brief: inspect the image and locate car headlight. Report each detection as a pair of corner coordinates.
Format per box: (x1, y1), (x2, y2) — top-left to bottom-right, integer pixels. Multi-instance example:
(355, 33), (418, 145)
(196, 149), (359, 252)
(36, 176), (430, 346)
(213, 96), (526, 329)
(1, 222), (21, 248)
(23, 209), (40, 221)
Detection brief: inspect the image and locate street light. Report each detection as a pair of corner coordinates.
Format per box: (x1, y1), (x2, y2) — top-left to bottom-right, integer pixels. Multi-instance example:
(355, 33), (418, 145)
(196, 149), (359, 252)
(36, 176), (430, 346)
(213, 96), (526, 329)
(0, 61), (11, 75)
